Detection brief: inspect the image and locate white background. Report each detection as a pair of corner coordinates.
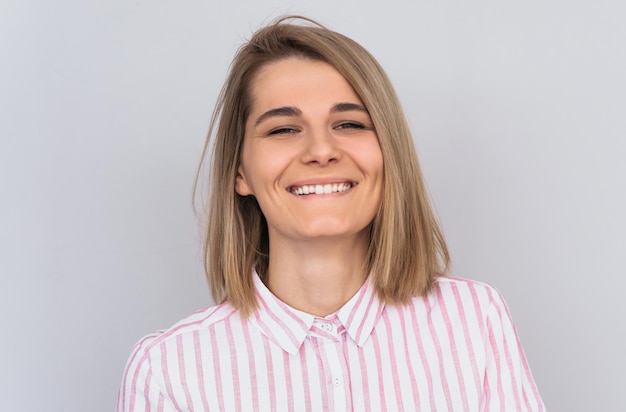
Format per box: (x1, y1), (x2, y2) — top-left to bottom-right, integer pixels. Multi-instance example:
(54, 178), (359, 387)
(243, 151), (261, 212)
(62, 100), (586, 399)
(1, 1), (625, 411)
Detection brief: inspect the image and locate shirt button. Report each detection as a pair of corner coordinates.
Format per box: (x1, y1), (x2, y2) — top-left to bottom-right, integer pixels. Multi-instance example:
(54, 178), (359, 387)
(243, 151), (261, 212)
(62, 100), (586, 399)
(321, 322), (334, 332)
(332, 376), (342, 386)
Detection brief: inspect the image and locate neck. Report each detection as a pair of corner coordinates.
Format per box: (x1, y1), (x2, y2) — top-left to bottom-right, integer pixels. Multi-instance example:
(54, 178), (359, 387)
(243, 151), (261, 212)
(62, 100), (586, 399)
(265, 232), (369, 317)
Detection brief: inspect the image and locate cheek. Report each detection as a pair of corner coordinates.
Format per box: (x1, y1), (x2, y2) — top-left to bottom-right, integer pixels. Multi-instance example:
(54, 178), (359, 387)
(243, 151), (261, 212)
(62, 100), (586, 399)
(236, 142), (261, 195)
(238, 150), (281, 195)
(360, 141), (384, 175)
(373, 150), (384, 173)
(373, 143), (384, 176)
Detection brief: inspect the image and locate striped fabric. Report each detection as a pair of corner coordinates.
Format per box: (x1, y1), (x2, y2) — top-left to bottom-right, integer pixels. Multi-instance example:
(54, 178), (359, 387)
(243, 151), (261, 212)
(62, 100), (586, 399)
(117, 273), (545, 411)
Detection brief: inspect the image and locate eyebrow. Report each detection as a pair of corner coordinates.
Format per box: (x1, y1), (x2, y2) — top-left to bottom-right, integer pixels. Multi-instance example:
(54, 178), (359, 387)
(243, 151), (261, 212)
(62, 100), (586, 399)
(254, 106), (302, 126)
(330, 102), (368, 114)
(253, 102), (368, 126)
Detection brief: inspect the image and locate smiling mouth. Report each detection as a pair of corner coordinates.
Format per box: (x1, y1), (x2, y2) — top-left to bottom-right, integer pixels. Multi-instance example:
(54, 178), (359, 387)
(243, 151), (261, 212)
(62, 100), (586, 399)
(288, 182), (354, 196)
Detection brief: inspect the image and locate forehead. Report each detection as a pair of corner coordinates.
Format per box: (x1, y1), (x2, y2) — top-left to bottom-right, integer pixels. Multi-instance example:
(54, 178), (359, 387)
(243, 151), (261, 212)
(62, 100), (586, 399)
(247, 58), (362, 110)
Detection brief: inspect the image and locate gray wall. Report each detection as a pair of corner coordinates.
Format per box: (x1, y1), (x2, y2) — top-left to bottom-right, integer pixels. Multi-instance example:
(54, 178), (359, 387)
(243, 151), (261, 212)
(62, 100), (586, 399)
(1, 1), (624, 410)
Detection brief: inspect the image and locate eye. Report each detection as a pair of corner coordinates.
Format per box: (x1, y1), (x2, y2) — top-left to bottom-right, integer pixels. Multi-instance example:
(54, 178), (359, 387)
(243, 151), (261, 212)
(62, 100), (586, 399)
(335, 122), (366, 130)
(267, 127), (300, 136)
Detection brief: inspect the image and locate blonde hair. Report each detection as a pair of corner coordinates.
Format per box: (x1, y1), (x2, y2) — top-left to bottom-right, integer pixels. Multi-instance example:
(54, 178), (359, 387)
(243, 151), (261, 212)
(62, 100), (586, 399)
(195, 16), (449, 317)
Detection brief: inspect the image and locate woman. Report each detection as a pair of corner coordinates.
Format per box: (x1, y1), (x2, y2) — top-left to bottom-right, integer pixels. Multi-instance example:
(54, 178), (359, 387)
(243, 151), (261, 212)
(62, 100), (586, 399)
(118, 16), (545, 411)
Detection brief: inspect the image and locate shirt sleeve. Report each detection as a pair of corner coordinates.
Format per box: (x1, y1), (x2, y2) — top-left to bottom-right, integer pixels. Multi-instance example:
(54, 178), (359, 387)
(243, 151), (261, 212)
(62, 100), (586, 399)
(116, 332), (169, 412)
(480, 288), (546, 411)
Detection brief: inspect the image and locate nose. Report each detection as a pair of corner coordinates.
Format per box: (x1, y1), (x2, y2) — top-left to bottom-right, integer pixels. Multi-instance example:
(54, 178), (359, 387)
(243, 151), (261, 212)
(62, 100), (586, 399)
(300, 128), (341, 166)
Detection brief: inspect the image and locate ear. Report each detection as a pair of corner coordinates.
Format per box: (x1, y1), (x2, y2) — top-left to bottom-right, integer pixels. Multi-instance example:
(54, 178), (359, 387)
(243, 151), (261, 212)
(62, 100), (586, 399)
(235, 165), (253, 196)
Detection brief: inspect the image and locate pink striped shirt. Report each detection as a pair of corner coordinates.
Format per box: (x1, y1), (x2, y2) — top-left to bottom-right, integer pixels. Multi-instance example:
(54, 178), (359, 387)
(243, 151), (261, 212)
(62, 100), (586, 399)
(117, 273), (545, 411)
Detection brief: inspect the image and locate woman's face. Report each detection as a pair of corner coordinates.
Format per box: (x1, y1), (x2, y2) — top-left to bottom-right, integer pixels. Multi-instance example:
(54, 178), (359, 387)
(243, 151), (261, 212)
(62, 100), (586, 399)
(236, 58), (384, 244)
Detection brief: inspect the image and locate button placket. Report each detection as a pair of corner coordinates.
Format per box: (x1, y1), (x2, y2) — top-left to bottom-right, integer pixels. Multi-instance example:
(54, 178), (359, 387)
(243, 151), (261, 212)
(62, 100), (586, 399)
(323, 339), (347, 412)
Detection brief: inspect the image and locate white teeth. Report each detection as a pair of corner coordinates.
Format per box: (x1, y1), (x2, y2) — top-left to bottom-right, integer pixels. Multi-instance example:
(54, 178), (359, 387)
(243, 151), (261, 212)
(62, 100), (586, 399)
(292, 183), (353, 196)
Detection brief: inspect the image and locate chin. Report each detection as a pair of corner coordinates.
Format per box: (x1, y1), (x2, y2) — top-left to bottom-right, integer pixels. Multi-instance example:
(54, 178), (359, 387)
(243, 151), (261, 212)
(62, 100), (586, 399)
(296, 221), (370, 240)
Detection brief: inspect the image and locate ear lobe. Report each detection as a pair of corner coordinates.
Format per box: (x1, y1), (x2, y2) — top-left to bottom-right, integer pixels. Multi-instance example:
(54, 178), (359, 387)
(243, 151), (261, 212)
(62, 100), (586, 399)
(235, 166), (253, 196)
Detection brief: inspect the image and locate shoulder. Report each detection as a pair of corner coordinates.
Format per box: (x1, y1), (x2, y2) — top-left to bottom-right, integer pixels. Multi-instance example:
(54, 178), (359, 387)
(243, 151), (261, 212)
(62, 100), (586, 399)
(118, 304), (241, 410)
(406, 276), (510, 323)
(434, 276), (506, 305)
(130, 302), (240, 362)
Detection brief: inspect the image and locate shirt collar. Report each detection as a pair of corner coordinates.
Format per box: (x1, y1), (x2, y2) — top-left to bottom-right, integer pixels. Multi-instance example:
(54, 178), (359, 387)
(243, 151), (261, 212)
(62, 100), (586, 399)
(248, 270), (385, 354)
